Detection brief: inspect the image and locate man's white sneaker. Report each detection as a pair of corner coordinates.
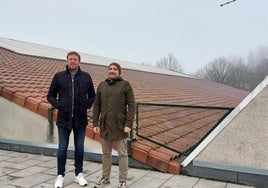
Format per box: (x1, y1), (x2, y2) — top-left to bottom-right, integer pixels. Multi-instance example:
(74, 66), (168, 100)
(54, 175), (64, 188)
(74, 173), (88, 186)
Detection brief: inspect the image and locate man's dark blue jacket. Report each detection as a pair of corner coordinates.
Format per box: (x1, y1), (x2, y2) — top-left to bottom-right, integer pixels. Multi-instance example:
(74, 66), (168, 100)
(47, 66), (95, 129)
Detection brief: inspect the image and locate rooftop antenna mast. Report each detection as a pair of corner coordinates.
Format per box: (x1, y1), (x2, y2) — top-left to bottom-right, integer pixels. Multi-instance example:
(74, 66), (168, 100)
(220, 0), (237, 7)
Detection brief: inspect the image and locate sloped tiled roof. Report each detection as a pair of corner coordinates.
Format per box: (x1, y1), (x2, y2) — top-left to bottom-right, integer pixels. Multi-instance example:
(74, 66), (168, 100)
(0, 42), (249, 174)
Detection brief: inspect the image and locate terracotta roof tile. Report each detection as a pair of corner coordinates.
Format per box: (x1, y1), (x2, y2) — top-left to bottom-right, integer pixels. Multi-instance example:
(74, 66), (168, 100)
(0, 47), (249, 174)
(147, 150), (170, 172)
(132, 146), (148, 163)
(168, 160), (181, 174)
(2, 88), (13, 100)
(12, 91), (26, 106)
(24, 97), (42, 112)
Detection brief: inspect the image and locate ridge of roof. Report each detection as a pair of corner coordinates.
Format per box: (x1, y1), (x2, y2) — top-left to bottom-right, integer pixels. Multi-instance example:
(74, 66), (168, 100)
(0, 37), (195, 78)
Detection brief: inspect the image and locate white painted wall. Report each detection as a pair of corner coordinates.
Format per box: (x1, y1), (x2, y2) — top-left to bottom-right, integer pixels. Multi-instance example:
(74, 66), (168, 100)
(0, 97), (101, 149)
(195, 86), (268, 171)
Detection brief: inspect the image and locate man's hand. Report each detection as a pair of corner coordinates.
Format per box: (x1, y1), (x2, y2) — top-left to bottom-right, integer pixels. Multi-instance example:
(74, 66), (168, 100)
(93, 127), (100, 133)
(124, 127), (131, 133)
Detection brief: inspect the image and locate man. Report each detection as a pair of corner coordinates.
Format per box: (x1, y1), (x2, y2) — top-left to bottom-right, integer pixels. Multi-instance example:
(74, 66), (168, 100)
(47, 51), (95, 188)
(93, 62), (135, 188)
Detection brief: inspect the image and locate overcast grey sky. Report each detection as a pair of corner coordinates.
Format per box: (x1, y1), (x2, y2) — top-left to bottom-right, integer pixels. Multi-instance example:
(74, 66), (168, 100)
(0, 0), (268, 74)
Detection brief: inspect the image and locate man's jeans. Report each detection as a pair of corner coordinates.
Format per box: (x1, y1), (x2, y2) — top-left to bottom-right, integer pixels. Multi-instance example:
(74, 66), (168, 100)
(57, 126), (86, 176)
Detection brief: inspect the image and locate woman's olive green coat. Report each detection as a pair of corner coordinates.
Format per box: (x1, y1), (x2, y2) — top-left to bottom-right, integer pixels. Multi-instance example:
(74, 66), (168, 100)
(93, 77), (135, 140)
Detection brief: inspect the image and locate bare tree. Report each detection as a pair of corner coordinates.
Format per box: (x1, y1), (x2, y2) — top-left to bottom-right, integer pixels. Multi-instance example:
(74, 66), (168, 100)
(195, 56), (252, 90)
(156, 53), (183, 72)
(195, 57), (234, 85)
(230, 61), (252, 90)
(195, 46), (268, 91)
(246, 46), (268, 90)
(249, 58), (268, 90)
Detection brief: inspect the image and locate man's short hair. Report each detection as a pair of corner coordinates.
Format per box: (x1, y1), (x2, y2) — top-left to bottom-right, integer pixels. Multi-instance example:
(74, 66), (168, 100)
(67, 51), (81, 62)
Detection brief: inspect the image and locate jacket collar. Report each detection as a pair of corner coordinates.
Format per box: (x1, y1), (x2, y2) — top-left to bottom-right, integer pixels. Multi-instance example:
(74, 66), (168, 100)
(105, 76), (123, 85)
(65, 65), (81, 75)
